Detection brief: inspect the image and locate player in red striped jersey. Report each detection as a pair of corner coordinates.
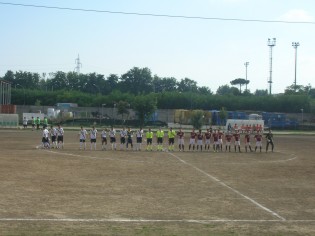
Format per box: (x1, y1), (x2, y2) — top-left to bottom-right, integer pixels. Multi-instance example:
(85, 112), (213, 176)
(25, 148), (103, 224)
(189, 128), (197, 151)
(233, 130), (241, 152)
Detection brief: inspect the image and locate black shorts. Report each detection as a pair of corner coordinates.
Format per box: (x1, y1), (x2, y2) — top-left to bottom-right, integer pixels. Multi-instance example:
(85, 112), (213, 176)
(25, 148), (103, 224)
(127, 138), (133, 144)
(110, 137), (116, 143)
(120, 137), (126, 144)
(42, 137), (49, 143)
(169, 138), (174, 145)
(157, 137), (163, 144)
(57, 136), (63, 142)
(80, 139), (86, 143)
(136, 137), (142, 143)
(147, 138), (152, 145)
(51, 136), (56, 142)
(102, 137), (107, 143)
(90, 138), (96, 143)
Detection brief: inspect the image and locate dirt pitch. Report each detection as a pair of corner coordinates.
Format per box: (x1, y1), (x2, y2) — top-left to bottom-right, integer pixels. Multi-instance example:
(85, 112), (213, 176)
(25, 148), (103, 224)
(0, 129), (315, 235)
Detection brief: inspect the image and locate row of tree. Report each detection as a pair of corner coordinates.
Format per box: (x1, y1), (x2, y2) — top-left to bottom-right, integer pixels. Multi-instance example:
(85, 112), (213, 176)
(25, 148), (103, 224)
(3, 67), (314, 96)
(11, 89), (311, 114)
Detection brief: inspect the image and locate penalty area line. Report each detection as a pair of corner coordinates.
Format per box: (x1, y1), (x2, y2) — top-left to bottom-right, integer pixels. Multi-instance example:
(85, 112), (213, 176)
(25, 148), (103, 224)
(168, 152), (286, 221)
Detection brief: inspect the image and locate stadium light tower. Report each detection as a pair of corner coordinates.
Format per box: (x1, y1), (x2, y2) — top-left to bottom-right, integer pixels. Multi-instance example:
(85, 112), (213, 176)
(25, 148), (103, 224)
(244, 62), (249, 91)
(267, 38), (276, 95)
(292, 42), (300, 91)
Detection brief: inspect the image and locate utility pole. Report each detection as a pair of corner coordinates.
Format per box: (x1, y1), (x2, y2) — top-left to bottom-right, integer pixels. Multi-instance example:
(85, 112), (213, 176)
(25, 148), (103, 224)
(267, 38), (276, 95)
(244, 62), (249, 91)
(292, 42), (300, 91)
(74, 54), (82, 74)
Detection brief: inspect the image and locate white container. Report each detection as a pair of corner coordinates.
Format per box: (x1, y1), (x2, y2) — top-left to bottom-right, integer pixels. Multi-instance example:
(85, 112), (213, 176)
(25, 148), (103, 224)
(47, 108), (55, 118)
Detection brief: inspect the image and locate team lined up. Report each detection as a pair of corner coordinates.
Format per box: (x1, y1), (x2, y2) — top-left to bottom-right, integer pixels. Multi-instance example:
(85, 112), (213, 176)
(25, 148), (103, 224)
(41, 125), (274, 152)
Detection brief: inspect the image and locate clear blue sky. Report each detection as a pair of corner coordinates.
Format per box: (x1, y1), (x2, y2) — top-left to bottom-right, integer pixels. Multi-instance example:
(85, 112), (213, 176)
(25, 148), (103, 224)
(0, 0), (314, 94)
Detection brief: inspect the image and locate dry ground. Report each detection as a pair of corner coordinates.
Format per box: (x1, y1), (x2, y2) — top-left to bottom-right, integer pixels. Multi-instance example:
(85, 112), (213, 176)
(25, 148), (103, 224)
(0, 128), (315, 235)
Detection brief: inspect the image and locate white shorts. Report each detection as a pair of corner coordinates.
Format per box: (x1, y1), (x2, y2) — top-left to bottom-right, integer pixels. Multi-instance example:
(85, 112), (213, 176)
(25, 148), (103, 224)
(205, 139), (211, 145)
(245, 142), (251, 147)
(197, 140), (203, 145)
(219, 139), (223, 144)
(215, 141), (220, 145)
(256, 141), (262, 147)
(178, 138), (184, 145)
(226, 141), (231, 146)
(234, 141), (240, 146)
(189, 138), (195, 145)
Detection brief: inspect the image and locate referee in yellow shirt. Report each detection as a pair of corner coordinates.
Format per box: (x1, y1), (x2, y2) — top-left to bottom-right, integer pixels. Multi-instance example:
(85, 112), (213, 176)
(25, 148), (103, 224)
(146, 128), (154, 151)
(156, 128), (164, 151)
(168, 127), (176, 151)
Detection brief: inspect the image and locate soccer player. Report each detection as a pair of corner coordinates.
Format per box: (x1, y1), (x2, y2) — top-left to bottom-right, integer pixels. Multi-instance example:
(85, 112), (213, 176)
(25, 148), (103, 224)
(168, 127), (176, 151)
(254, 131), (263, 152)
(212, 130), (220, 152)
(218, 129), (224, 151)
(265, 129), (274, 152)
(233, 130), (241, 152)
(32, 116), (36, 131)
(78, 126), (88, 150)
(156, 127), (164, 151)
(49, 125), (57, 149)
(120, 127), (127, 150)
(101, 128), (107, 150)
(36, 117), (41, 130)
(89, 126), (98, 150)
(146, 128), (154, 151)
(23, 117), (28, 129)
(196, 129), (204, 151)
(41, 126), (50, 149)
(126, 127), (133, 150)
(135, 127), (143, 151)
(56, 124), (64, 149)
(189, 128), (197, 151)
(43, 117), (48, 129)
(204, 128), (211, 151)
(244, 131), (252, 152)
(225, 131), (233, 152)
(177, 128), (185, 151)
(109, 127), (117, 150)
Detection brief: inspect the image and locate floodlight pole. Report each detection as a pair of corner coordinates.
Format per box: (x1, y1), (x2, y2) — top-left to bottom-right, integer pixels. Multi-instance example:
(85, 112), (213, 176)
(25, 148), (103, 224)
(267, 38), (276, 95)
(244, 62), (249, 91)
(292, 42), (300, 91)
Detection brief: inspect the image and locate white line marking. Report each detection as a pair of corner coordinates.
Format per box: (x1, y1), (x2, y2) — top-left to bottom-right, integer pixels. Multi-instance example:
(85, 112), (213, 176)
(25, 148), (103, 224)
(0, 218), (314, 223)
(168, 152), (286, 221)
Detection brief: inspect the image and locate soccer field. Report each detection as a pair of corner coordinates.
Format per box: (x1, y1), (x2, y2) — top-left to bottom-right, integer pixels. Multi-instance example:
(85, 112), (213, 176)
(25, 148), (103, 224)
(0, 129), (315, 235)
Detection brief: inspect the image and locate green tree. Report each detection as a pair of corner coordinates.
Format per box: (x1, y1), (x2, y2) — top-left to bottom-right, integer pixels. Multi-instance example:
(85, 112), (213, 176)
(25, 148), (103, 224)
(190, 110), (204, 129)
(254, 89), (268, 96)
(117, 101), (130, 122)
(219, 107), (227, 125)
(177, 78), (197, 92)
(132, 94), (157, 126)
(230, 78), (248, 93)
(120, 67), (153, 94)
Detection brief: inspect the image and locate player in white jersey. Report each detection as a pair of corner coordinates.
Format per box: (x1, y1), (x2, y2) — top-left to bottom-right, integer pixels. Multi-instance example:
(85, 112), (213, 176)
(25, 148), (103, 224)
(109, 127), (117, 150)
(23, 117), (28, 129)
(135, 128), (143, 151)
(78, 126), (88, 150)
(120, 127), (127, 150)
(41, 127), (50, 149)
(89, 126), (98, 150)
(49, 125), (58, 149)
(56, 124), (64, 149)
(101, 128), (107, 150)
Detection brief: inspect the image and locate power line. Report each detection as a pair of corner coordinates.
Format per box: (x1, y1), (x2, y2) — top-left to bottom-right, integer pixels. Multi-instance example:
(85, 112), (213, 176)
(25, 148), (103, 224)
(1, 1), (315, 25)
